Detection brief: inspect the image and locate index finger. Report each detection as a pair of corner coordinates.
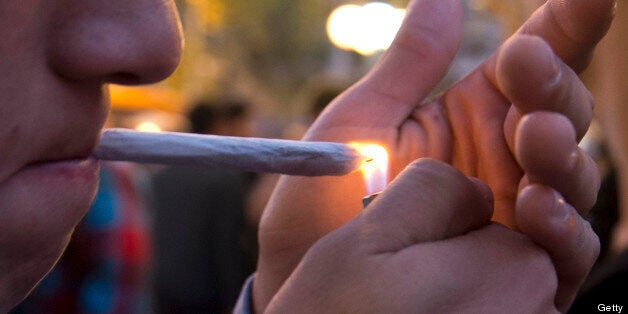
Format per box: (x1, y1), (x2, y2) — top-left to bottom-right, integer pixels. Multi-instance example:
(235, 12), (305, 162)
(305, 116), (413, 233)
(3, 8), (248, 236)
(485, 0), (615, 89)
(518, 0), (616, 73)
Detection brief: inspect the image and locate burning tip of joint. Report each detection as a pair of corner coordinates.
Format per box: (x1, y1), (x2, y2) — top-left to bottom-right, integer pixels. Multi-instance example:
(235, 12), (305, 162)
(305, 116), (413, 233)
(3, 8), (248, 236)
(349, 143), (388, 164)
(348, 142), (389, 194)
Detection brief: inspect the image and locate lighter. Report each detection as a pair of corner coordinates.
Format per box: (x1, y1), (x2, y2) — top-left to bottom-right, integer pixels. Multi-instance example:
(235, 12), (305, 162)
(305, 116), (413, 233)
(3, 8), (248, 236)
(362, 192), (381, 208)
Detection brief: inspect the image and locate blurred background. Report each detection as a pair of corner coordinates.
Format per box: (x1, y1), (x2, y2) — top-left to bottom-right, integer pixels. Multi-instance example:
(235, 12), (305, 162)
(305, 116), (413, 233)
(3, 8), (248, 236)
(108, 0), (505, 136)
(12, 0), (628, 313)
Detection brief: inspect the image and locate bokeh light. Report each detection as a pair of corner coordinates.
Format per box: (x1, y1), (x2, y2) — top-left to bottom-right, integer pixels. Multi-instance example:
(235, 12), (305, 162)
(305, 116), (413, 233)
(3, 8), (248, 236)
(327, 2), (406, 55)
(135, 121), (162, 133)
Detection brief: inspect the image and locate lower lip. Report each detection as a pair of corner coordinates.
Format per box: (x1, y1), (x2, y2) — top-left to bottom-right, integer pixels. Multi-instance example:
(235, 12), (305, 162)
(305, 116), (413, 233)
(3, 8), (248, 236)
(22, 157), (100, 184)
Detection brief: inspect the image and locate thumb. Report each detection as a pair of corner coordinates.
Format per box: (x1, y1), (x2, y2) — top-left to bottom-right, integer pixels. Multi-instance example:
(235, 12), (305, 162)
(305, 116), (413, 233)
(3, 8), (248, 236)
(313, 0), (463, 129)
(357, 158), (493, 253)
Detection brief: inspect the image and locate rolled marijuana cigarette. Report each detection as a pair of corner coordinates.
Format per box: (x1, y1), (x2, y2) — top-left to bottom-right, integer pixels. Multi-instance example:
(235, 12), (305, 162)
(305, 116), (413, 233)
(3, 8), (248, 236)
(94, 128), (365, 176)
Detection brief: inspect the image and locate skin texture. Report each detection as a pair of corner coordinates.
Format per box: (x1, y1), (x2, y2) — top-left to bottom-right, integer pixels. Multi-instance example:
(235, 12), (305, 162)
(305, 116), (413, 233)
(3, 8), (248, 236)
(0, 0), (614, 312)
(267, 159), (595, 313)
(255, 0), (615, 312)
(0, 0), (182, 311)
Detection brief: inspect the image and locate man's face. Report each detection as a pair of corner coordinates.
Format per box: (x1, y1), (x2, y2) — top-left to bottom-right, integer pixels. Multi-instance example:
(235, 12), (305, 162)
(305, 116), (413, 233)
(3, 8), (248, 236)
(0, 0), (182, 249)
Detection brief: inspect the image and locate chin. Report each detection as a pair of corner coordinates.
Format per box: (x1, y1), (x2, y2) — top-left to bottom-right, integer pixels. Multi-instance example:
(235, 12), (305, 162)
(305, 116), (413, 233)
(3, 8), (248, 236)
(0, 159), (100, 311)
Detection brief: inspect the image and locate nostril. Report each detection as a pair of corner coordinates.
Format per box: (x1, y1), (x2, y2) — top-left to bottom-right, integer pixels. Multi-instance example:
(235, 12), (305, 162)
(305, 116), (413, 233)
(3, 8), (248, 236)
(107, 72), (142, 85)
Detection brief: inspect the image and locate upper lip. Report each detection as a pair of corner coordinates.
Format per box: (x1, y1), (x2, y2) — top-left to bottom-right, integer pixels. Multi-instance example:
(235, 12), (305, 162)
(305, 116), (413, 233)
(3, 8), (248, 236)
(26, 137), (99, 167)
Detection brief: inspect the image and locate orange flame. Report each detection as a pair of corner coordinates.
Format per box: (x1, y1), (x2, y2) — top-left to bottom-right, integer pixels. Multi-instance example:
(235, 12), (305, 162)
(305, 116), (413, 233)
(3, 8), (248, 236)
(350, 143), (389, 195)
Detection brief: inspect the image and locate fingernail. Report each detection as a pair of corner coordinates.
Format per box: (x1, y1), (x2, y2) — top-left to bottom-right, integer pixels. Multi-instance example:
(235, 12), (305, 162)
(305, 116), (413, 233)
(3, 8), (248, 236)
(553, 194), (572, 222)
(533, 36), (562, 88)
(548, 53), (563, 88)
(613, 0), (618, 17)
(468, 177), (494, 206)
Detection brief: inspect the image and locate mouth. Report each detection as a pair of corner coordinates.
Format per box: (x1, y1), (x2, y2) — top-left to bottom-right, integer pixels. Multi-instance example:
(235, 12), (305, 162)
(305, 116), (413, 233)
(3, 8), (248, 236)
(22, 156), (99, 181)
(24, 133), (100, 168)
(27, 153), (94, 167)
(19, 142), (100, 182)
(0, 152), (101, 217)
(0, 154), (101, 247)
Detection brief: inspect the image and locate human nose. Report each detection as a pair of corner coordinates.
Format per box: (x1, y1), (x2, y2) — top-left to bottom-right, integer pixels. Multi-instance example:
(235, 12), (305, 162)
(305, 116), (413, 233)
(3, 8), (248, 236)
(45, 0), (184, 85)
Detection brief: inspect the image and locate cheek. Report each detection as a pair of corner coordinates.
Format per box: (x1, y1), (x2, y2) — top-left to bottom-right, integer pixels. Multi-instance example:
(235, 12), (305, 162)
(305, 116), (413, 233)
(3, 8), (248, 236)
(0, 6), (48, 180)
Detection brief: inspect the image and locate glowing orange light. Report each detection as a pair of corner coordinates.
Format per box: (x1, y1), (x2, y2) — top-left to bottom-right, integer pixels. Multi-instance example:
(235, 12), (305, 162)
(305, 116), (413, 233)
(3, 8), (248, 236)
(135, 121), (162, 133)
(350, 143), (389, 194)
